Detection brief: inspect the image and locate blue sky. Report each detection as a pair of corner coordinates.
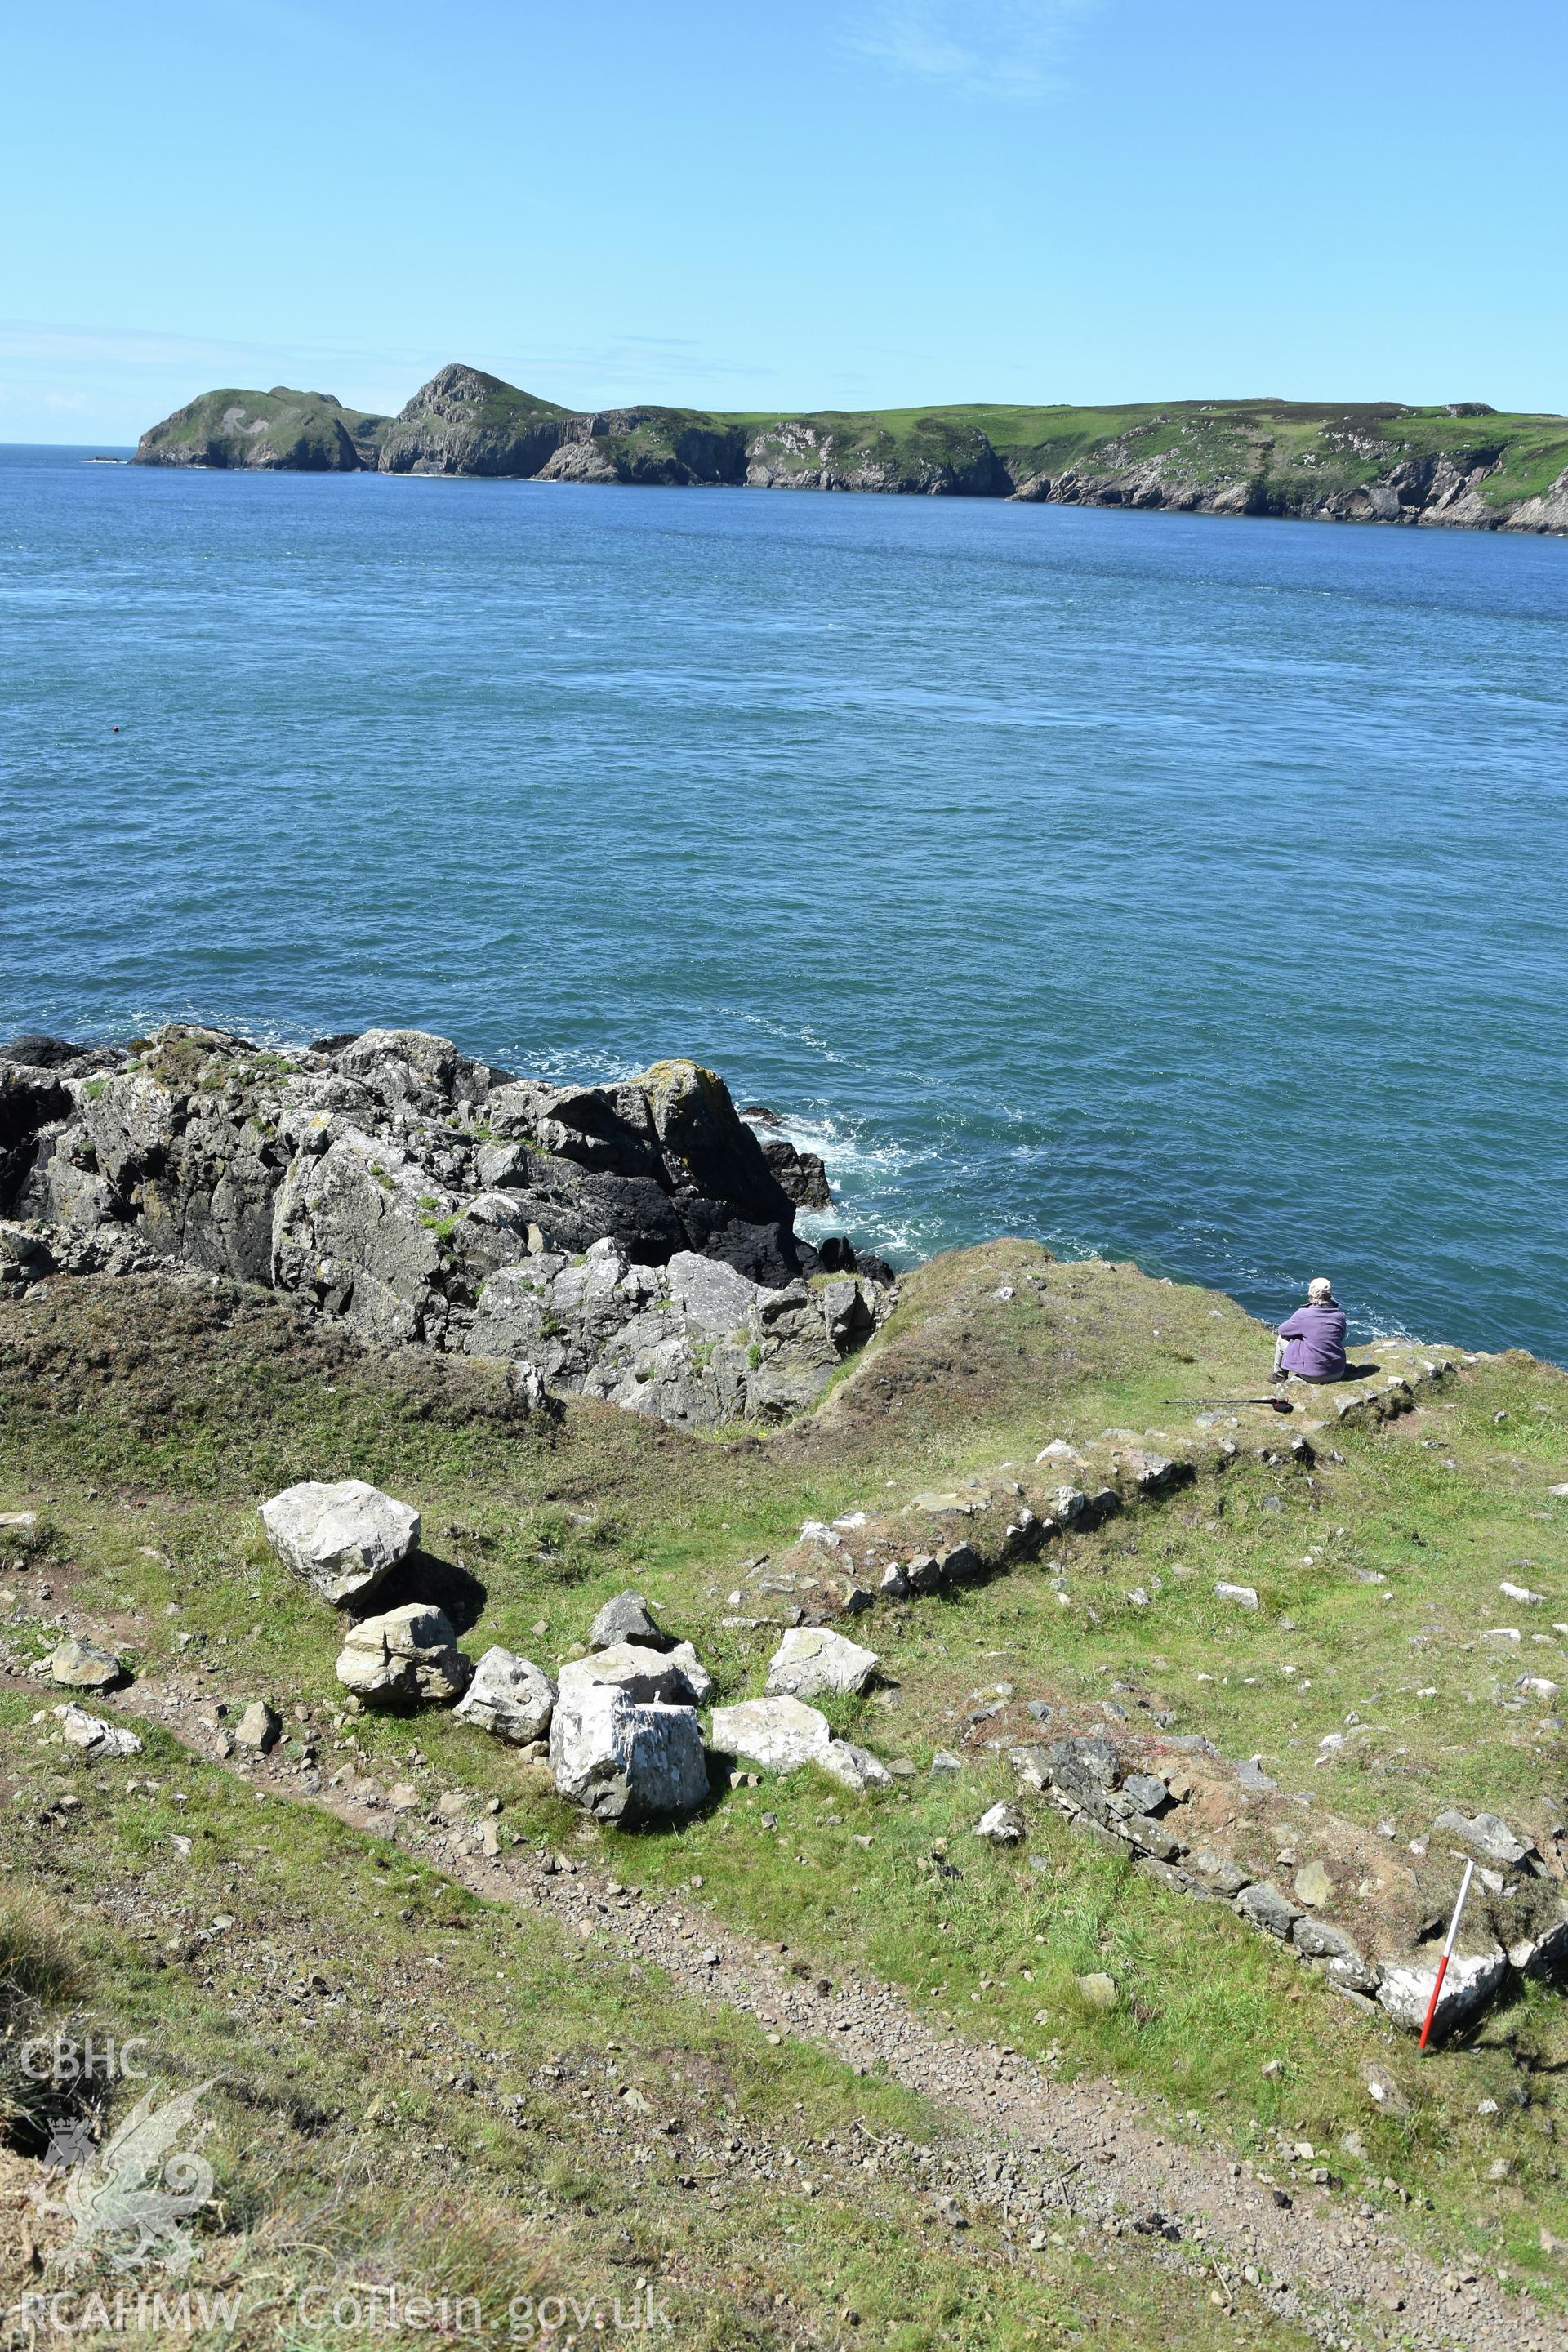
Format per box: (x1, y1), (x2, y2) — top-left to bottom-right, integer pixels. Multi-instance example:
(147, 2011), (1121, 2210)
(4, 0), (1565, 442)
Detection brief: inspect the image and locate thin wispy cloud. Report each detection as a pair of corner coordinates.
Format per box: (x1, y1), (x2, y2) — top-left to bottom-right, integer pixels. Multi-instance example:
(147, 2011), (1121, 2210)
(0, 318), (789, 439)
(844, 0), (1101, 99)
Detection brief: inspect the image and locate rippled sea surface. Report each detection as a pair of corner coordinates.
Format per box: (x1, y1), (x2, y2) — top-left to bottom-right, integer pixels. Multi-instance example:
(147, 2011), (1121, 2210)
(4, 444), (1566, 1356)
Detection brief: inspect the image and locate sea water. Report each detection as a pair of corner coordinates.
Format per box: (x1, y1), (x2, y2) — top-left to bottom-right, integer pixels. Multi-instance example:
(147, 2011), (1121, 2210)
(2, 445), (1566, 1358)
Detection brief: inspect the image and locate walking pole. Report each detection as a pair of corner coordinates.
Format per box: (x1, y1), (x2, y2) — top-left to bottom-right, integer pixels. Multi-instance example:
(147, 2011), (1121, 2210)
(1418, 1856), (1476, 2051)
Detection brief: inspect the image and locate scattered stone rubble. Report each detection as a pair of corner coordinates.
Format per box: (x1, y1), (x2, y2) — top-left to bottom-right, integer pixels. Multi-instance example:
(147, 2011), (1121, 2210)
(0, 1025), (896, 1432)
(719, 1349), (1463, 1635)
(1009, 1729), (1568, 2038)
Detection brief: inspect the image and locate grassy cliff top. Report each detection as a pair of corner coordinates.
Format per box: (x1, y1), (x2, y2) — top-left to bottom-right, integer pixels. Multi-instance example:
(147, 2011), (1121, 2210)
(3, 1245), (1568, 2336)
(730, 396), (1568, 508)
(136, 384), (390, 470)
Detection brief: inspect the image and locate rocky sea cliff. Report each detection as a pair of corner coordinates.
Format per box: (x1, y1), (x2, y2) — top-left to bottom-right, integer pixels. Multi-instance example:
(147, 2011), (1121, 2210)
(0, 1024), (890, 1434)
(132, 364), (1568, 535)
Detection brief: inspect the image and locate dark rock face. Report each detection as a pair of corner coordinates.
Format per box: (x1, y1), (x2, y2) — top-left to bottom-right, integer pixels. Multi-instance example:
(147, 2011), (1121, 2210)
(0, 1065), (74, 1214)
(745, 416), (1011, 497)
(755, 1132), (832, 1211)
(377, 370), (750, 487)
(0, 1036), (126, 1216)
(1, 1037), (91, 1069)
(2, 1024), (896, 1429)
(376, 365), (576, 478)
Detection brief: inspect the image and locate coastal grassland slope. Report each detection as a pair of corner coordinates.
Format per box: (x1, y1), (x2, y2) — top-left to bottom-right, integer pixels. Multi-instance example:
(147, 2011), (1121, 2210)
(136, 363), (1568, 529)
(3, 1245), (1568, 2337)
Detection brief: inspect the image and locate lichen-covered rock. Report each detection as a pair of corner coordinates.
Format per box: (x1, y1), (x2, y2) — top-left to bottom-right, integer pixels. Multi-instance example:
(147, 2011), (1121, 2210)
(452, 1648), (556, 1744)
(557, 1642), (709, 1707)
(466, 1242), (881, 1429)
(0, 1221), (55, 1289)
(708, 1696), (889, 1790)
(549, 1684), (708, 1824)
(1431, 1808), (1535, 1868)
(335, 1603), (470, 1707)
(1122, 1811), (1185, 1862)
(1234, 1881), (1302, 1939)
(0, 1061), (74, 1214)
(764, 1626), (879, 1701)
(258, 1479), (420, 1607)
(4, 1024), (890, 1432)
(1047, 1735), (1120, 1804)
(56, 1704), (140, 1759)
(822, 1739), (892, 1793)
(1508, 1907), (1568, 1981)
(1376, 1946), (1508, 2034)
(49, 1637), (123, 1690)
(1292, 1860), (1336, 1909)
(709, 1695), (835, 1775)
(1076, 1971), (1119, 2011)
(1120, 1771), (1170, 1815)
(1290, 1914), (1359, 1962)
(589, 1591), (669, 1651)
(974, 1802), (1026, 1846)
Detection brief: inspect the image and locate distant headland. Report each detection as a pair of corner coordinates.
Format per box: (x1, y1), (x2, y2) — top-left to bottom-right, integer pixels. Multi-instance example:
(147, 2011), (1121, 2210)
(132, 363), (1568, 533)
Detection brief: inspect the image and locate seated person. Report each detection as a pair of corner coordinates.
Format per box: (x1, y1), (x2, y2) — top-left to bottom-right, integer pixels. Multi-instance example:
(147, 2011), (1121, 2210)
(1272, 1276), (1348, 1383)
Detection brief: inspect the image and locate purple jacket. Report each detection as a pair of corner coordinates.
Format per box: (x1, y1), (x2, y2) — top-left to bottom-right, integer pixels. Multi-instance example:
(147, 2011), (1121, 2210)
(1277, 1299), (1348, 1380)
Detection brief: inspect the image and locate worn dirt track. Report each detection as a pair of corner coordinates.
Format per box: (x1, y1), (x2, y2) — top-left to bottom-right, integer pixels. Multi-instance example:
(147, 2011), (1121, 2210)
(120, 1681), (1559, 2352)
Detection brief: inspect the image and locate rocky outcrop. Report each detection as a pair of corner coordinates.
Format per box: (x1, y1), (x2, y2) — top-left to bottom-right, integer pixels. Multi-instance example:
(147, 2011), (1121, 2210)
(376, 365), (577, 477)
(134, 387), (387, 471)
(466, 1241), (886, 1428)
(742, 1112), (832, 1211)
(1, 1022), (891, 1432)
(1006, 415), (1568, 536)
(372, 370), (747, 486)
(744, 416), (1011, 497)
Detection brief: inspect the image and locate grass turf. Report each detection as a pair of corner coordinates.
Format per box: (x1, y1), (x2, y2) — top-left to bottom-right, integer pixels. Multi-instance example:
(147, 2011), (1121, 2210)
(2, 1244), (1566, 2328)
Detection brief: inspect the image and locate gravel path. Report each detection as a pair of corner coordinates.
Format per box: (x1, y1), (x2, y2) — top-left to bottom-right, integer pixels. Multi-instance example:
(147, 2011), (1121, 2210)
(117, 1683), (1561, 2352)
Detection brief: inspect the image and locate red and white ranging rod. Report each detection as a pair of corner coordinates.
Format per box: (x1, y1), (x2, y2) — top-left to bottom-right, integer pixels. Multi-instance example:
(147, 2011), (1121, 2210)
(1418, 1856), (1477, 2052)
